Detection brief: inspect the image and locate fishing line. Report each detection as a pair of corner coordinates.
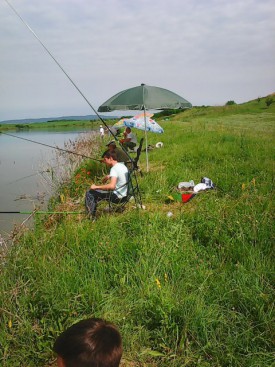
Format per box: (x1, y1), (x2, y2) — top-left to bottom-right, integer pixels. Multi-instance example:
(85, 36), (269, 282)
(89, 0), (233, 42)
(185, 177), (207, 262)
(0, 131), (102, 162)
(9, 168), (56, 184)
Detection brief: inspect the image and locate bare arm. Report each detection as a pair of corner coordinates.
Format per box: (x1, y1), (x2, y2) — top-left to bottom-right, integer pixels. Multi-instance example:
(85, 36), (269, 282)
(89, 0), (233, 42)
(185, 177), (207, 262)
(119, 138), (131, 143)
(90, 176), (117, 191)
(102, 175), (110, 183)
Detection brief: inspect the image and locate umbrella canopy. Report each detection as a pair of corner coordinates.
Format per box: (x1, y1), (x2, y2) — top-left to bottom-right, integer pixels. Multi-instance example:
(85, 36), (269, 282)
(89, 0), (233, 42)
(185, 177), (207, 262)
(114, 112), (164, 134)
(98, 84), (192, 112)
(98, 84), (192, 171)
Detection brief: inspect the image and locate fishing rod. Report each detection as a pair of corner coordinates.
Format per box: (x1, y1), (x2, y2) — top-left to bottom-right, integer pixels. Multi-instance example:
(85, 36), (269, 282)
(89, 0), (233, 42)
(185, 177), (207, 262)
(4, 0), (142, 206)
(4, 0), (119, 146)
(0, 131), (102, 162)
(4, 0), (134, 164)
(0, 211), (85, 215)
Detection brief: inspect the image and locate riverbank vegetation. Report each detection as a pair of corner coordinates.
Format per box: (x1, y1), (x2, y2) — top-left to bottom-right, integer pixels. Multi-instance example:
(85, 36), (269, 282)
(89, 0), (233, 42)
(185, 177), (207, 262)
(0, 96), (274, 366)
(0, 118), (108, 132)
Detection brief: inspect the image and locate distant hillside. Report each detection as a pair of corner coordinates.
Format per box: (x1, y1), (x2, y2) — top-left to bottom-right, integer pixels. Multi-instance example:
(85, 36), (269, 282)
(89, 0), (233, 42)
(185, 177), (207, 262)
(0, 114), (118, 124)
(2, 95), (274, 124)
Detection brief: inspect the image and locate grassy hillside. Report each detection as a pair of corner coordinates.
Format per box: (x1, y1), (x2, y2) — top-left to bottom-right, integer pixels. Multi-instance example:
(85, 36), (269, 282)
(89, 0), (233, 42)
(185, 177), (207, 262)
(0, 97), (274, 367)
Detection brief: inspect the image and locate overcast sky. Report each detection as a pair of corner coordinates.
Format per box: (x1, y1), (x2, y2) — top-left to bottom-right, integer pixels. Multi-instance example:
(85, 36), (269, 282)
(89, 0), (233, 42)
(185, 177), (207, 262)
(0, 0), (274, 121)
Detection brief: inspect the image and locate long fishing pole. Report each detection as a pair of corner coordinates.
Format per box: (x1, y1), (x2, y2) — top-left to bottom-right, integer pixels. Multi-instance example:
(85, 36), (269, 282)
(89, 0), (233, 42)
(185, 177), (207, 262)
(4, 0), (134, 163)
(0, 131), (102, 162)
(4, 0), (142, 206)
(5, 1), (100, 120)
(0, 211), (85, 215)
(4, 0), (117, 143)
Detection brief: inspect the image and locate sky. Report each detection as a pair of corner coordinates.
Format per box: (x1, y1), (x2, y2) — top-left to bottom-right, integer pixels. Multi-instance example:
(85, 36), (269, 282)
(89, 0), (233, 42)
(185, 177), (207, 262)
(0, 0), (274, 121)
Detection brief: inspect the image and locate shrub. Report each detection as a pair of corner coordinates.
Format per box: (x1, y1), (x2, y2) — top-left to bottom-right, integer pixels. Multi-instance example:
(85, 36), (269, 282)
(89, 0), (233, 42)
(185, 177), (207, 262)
(225, 100), (236, 106)
(265, 97), (274, 107)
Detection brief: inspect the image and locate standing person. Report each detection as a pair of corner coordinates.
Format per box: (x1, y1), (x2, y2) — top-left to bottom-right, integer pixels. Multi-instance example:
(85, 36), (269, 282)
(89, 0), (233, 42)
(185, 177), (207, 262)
(119, 127), (137, 151)
(99, 125), (104, 139)
(85, 151), (128, 219)
(53, 317), (122, 367)
(102, 140), (129, 164)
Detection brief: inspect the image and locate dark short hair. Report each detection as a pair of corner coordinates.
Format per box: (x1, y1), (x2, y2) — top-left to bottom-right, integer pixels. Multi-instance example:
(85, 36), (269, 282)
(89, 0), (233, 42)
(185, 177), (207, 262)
(106, 140), (116, 147)
(103, 151), (118, 161)
(53, 318), (122, 367)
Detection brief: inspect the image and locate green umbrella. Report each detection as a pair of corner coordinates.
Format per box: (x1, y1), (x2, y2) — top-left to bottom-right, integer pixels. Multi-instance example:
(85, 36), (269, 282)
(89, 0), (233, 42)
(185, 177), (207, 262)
(98, 84), (192, 171)
(98, 84), (192, 112)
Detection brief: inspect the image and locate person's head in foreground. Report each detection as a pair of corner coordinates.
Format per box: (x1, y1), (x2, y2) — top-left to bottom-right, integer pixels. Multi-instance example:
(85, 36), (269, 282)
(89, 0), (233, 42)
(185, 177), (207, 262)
(53, 318), (122, 367)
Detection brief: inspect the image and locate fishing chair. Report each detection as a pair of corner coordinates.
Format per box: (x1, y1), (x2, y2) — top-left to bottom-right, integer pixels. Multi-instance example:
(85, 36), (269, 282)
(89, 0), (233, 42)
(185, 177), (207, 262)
(127, 138), (144, 175)
(108, 169), (142, 213)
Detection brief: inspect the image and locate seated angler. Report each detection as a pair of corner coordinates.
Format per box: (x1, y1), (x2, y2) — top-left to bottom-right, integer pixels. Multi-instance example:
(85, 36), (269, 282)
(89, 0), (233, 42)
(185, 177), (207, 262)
(85, 151), (129, 219)
(119, 127), (137, 151)
(101, 140), (130, 164)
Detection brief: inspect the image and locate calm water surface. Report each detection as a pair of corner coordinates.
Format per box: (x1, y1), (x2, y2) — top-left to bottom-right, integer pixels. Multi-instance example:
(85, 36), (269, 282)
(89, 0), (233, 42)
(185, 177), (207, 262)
(0, 128), (94, 239)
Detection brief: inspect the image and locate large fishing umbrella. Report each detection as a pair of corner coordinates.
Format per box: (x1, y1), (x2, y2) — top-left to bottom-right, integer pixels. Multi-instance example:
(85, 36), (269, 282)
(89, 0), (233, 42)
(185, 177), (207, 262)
(113, 112), (164, 134)
(98, 84), (192, 171)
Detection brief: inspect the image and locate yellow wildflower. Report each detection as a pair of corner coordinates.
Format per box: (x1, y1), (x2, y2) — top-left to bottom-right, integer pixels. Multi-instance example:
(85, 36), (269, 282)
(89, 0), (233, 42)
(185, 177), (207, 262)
(155, 278), (161, 289)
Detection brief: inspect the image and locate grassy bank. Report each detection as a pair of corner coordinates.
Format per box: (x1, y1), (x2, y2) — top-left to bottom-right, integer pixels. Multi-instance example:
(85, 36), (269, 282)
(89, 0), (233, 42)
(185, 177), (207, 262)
(0, 118), (116, 131)
(0, 97), (274, 366)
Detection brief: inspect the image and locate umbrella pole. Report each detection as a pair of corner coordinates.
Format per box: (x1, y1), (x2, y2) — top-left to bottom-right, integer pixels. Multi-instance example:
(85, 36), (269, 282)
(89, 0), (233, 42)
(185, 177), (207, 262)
(143, 107), (149, 172)
(141, 83), (149, 172)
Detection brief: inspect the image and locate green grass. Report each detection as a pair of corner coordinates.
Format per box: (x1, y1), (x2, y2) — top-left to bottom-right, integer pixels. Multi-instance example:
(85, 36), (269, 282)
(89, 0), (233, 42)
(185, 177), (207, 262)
(0, 97), (274, 366)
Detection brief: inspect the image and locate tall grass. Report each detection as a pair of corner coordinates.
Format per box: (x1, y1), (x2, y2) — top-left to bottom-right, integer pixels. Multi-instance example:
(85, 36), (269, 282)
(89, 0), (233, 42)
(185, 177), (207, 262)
(0, 98), (274, 366)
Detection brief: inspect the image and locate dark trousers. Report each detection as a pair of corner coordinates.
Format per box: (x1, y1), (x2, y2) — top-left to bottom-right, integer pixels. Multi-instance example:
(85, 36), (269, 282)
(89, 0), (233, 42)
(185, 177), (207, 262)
(122, 141), (136, 151)
(85, 190), (121, 217)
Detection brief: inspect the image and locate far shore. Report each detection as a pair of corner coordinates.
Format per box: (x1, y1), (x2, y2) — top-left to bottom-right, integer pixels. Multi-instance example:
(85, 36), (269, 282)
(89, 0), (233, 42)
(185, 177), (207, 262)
(0, 118), (118, 131)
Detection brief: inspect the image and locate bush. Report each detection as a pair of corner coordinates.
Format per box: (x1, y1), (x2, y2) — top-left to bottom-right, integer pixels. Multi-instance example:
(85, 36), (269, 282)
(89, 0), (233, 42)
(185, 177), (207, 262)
(15, 124), (29, 129)
(154, 109), (184, 118)
(265, 97), (274, 107)
(225, 100), (236, 106)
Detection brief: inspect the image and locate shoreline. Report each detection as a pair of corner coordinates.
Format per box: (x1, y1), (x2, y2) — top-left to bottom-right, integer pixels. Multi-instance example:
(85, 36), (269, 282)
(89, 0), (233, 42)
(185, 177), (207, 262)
(0, 129), (102, 246)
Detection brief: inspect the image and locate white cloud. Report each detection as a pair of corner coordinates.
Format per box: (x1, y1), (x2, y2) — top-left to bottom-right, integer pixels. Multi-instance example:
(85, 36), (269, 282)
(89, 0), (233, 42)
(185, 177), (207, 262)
(0, 0), (274, 120)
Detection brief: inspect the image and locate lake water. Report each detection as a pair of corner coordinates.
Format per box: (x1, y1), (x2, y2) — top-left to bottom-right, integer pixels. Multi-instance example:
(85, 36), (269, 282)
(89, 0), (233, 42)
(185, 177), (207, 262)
(0, 127), (95, 240)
